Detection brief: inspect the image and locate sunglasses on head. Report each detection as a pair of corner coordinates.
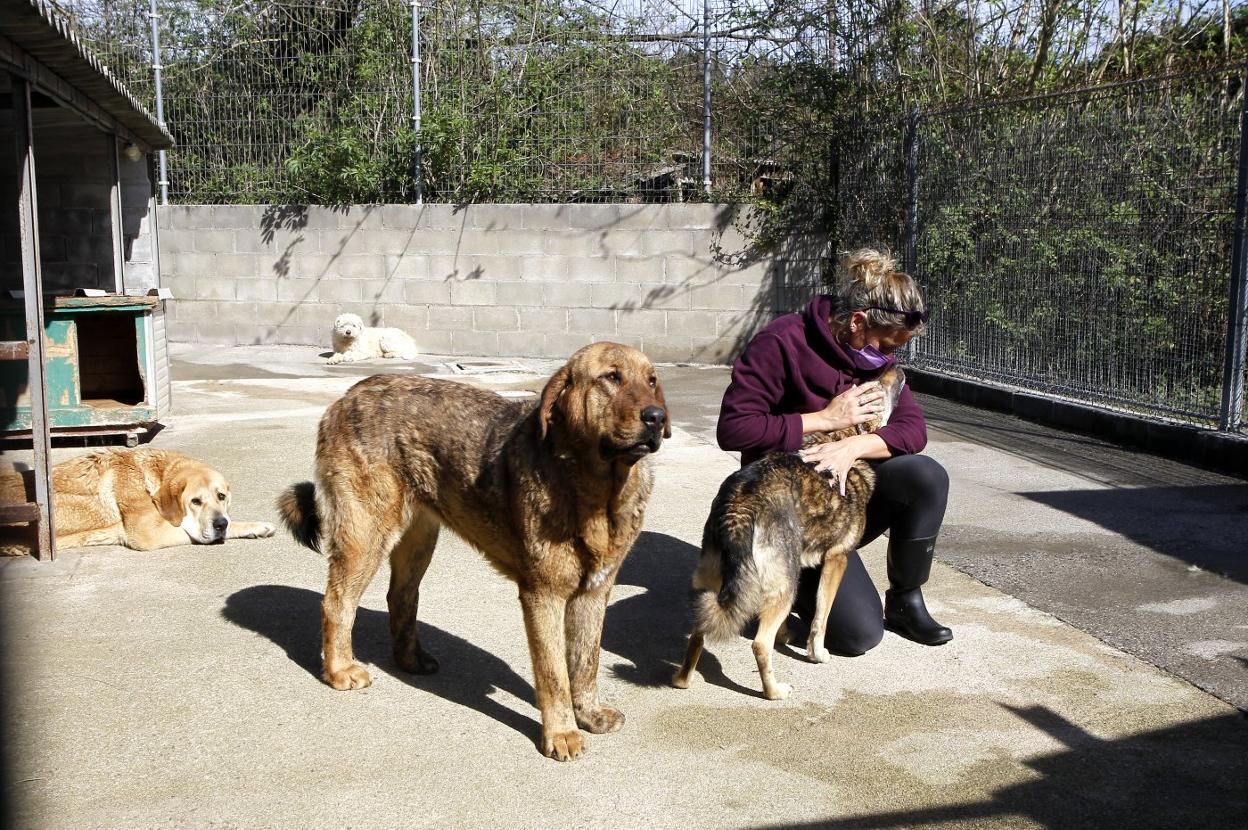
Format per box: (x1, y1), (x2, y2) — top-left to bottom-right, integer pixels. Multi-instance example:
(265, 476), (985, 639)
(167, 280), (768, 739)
(863, 306), (930, 329)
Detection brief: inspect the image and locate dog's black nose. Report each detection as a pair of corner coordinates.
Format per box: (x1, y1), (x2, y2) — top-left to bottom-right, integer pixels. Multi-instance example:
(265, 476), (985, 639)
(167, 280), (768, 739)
(212, 516), (229, 533)
(641, 406), (667, 430)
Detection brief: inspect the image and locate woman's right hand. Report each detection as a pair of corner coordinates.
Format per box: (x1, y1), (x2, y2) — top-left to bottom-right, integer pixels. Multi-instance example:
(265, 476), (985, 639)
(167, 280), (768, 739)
(808, 381), (885, 433)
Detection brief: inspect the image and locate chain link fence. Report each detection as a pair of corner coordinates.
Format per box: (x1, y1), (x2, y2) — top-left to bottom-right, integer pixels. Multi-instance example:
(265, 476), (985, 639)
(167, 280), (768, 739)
(39, 3), (1248, 432)
(836, 69), (1248, 432)
(53, 0), (838, 204)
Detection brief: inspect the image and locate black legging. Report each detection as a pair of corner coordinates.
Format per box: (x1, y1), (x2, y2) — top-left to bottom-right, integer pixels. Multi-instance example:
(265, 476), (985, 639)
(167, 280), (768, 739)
(795, 453), (950, 655)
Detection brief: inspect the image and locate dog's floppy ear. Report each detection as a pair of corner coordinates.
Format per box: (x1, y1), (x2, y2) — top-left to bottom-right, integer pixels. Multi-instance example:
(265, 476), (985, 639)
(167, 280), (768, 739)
(155, 475), (187, 526)
(538, 364), (572, 441)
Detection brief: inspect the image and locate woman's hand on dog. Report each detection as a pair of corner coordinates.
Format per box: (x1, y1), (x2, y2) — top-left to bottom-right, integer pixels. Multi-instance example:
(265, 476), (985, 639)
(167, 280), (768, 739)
(799, 432), (891, 495)
(799, 439), (862, 495)
(804, 381), (885, 434)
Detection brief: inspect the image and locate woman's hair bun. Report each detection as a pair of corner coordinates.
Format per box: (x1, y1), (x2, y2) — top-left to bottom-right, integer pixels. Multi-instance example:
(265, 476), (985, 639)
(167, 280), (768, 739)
(839, 248), (897, 291)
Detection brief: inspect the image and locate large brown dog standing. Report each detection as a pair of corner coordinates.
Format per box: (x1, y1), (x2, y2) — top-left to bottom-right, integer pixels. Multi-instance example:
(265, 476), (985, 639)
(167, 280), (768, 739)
(277, 342), (669, 761)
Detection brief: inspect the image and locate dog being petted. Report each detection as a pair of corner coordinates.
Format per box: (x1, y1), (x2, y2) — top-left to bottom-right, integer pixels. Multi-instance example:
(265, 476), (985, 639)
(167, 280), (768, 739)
(672, 367), (906, 700)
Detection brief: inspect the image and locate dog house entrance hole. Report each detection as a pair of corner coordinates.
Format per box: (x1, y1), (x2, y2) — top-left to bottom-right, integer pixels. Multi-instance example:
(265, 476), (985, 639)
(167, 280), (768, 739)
(77, 314), (144, 406)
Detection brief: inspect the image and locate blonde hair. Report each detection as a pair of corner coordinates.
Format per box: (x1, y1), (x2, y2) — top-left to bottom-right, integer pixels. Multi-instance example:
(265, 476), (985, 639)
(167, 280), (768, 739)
(831, 248), (926, 334)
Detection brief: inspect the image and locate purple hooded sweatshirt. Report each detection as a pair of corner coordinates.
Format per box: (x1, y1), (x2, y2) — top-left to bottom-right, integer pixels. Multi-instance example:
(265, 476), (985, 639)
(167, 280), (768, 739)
(717, 294), (928, 465)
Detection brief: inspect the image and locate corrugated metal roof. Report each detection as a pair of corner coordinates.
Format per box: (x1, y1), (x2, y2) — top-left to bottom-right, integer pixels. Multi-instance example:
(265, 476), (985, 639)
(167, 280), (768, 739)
(1, 0), (174, 149)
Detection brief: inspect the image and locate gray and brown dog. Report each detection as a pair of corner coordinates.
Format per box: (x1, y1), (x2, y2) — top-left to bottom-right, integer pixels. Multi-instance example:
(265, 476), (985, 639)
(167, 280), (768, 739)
(278, 342), (668, 761)
(672, 367), (906, 701)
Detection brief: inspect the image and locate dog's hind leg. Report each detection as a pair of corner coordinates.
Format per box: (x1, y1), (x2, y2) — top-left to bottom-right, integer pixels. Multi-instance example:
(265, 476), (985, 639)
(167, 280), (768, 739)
(387, 507), (441, 675)
(321, 503), (393, 691)
(672, 632), (704, 689)
(753, 596), (794, 700)
(673, 549), (726, 689)
(805, 553), (850, 664)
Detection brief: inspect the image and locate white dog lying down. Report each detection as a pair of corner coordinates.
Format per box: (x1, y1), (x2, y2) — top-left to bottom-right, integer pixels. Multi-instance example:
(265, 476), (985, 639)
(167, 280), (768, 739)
(327, 313), (419, 364)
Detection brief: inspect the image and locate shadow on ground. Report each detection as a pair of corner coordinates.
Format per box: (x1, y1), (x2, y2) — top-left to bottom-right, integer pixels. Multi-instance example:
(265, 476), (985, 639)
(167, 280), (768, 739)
(221, 584), (543, 746)
(221, 529), (760, 749)
(750, 706), (1248, 830)
(605, 530), (779, 699)
(1020, 485), (1248, 582)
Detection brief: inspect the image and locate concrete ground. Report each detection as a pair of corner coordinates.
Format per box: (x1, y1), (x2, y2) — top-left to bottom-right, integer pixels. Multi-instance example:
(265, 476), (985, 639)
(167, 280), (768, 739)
(2, 343), (1245, 829)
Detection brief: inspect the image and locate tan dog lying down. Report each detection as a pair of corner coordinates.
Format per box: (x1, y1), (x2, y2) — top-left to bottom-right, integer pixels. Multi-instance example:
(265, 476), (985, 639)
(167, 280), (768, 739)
(0, 448), (275, 552)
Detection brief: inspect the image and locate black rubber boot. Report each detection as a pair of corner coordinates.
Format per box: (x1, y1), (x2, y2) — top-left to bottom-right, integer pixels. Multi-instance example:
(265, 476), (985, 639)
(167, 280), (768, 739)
(883, 536), (952, 645)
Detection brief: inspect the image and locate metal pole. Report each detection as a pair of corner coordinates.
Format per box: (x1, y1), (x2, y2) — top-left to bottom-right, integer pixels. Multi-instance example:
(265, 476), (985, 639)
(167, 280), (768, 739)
(904, 107), (921, 361)
(411, 0), (424, 204)
(702, 0), (711, 196)
(147, 0), (168, 205)
(108, 133), (126, 293)
(12, 74), (56, 561)
(1219, 73), (1248, 431)
(904, 108), (920, 275)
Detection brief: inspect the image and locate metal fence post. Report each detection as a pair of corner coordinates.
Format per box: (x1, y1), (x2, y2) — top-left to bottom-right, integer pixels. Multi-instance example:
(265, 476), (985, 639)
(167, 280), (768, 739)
(147, 0), (168, 205)
(1220, 75), (1248, 432)
(702, 0), (712, 196)
(904, 107), (920, 359)
(904, 107), (920, 273)
(410, 0), (423, 204)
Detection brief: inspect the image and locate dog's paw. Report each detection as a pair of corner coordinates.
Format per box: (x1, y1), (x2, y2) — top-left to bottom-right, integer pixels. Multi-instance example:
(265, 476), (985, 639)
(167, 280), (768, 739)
(323, 664), (372, 690)
(542, 729), (586, 761)
(395, 648), (439, 675)
(764, 682), (792, 701)
(671, 670), (692, 689)
(239, 522), (276, 539)
(326, 354), (344, 365)
(575, 704), (625, 734)
(806, 643), (832, 664)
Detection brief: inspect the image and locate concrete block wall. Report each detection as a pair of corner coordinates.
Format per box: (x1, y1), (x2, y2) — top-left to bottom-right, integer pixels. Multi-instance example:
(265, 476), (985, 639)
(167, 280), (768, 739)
(1, 120), (158, 295)
(158, 203), (825, 363)
(118, 154), (160, 294)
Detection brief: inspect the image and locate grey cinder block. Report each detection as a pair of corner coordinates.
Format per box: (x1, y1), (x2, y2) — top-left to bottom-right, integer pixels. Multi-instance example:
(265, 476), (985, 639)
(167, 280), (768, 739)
(235, 279), (278, 302)
(404, 280), (452, 305)
(667, 310), (719, 337)
(452, 329), (500, 356)
(542, 283), (593, 307)
(449, 280), (497, 306)
(522, 259), (568, 282)
(385, 254), (429, 280)
(216, 253), (260, 278)
(566, 259), (616, 283)
(473, 306), (520, 332)
(689, 282), (745, 310)
(616, 308), (667, 335)
(428, 305), (474, 330)
(518, 306), (567, 333)
(378, 304), (428, 332)
(640, 334), (695, 362)
(567, 308), (616, 336)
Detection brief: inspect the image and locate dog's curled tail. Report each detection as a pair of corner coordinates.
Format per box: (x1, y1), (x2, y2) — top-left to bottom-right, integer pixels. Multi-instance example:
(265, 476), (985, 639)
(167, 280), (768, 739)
(277, 481), (322, 553)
